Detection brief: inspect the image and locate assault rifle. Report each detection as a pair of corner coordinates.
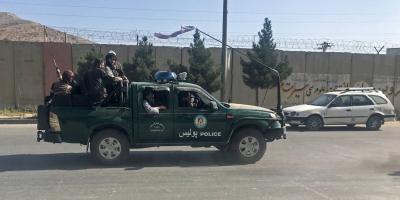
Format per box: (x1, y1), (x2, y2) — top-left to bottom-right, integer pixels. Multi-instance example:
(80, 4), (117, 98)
(53, 58), (62, 81)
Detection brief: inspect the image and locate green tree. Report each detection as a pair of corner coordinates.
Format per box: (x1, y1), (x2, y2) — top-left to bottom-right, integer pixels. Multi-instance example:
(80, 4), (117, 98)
(76, 48), (103, 79)
(124, 36), (158, 82)
(168, 60), (188, 74)
(241, 18), (292, 105)
(167, 60), (192, 81)
(187, 29), (220, 93)
(167, 30), (220, 93)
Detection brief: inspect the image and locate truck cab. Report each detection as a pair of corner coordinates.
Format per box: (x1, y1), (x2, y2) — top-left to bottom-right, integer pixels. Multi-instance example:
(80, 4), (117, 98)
(37, 72), (285, 165)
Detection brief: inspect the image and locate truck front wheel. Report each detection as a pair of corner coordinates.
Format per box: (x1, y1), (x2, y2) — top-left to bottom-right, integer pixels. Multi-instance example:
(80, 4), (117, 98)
(90, 129), (130, 165)
(229, 128), (266, 164)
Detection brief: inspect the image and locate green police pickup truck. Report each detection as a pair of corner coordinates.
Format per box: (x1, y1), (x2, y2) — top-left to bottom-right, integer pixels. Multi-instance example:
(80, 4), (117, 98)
(37, 72), (285, 165)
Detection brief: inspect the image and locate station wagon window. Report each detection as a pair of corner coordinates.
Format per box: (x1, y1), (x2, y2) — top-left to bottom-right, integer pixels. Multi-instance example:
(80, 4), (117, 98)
(369, 95), (388, 105)
(351, 95), (373, 106)
(330, 95), (351, 107)
(176, 88), (211, 110)
(309, 94), (337, 106)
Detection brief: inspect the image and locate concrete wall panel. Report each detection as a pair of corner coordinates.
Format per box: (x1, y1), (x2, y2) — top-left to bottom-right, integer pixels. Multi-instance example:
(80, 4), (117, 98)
(372, 55), (396, 102)
(0, 41), (15, 108)
(328, 53), (352, 74)
(231, 49), (256, 105)
(281, 73), (307, 106)
(13, 42), (43, 107)
(303, 53), (330, 103)
(181, 47), (190, 67)
(208, 48), (222, 98)
(154, 46), (181, 70)
(42, 42), (73, 96)
(71, 44), (100, 73)
(351, 54), (374, 86)
(281, 52), (307, 107)
(305, 52), (329, 74)
(284, 51), (306, 73)
(327, 53), (351, 91)
(393, 56), (400, 115)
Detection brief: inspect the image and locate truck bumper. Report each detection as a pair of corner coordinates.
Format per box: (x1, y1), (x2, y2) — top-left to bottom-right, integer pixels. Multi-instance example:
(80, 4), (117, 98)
(264, 126), (286, 141)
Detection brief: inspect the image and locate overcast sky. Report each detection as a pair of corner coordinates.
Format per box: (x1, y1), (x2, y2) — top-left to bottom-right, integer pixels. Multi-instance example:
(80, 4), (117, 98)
(1, 0), (400, 43)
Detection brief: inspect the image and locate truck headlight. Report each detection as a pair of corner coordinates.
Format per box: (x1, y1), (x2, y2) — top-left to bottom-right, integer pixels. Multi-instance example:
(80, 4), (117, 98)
(269, 113), (278, 119)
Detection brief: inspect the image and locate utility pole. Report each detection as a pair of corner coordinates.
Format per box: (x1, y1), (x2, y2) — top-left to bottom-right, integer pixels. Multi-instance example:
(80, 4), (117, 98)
(220, 0), (228, 101)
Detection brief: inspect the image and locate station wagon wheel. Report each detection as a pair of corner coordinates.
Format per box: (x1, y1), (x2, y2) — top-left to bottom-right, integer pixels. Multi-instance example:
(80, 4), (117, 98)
(90, 129), (129, 165)
(306, 115), (323, 131)
(229, 128), (266, 164)
(366, 115), (382, 131)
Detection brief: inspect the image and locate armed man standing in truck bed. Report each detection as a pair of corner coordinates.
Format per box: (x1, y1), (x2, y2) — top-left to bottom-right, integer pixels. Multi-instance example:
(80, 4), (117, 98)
(104, 50), (129, 105)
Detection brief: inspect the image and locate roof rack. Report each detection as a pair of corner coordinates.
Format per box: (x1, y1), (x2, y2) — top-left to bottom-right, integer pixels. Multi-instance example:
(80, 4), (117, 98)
(334, 87), (378, 93)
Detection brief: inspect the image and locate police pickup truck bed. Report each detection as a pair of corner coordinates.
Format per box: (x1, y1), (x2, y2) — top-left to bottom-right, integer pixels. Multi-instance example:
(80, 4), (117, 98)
(37, 77), (285, 165)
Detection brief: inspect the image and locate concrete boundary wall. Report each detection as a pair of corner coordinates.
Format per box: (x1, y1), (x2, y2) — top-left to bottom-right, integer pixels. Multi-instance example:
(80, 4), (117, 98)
(43, 43), (73, 96)
(13, 42), (43, 107)
(2, 41), (400, 115)
(0, 41), (15, 108)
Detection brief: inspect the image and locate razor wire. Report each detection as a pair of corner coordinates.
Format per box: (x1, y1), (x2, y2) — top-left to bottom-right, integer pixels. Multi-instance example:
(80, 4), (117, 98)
(53, 26), (400, 54)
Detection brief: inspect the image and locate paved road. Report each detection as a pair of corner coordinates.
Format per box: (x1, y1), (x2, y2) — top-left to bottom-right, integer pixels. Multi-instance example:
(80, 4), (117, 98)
(0, 124), (399, 200)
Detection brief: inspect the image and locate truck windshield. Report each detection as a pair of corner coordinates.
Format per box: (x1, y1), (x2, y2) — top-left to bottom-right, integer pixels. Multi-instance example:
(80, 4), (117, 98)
(309, 94), (337, 106)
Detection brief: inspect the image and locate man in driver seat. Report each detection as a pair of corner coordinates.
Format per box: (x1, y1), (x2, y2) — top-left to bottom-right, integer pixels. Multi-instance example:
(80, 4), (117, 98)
(143, 88), (166, 114)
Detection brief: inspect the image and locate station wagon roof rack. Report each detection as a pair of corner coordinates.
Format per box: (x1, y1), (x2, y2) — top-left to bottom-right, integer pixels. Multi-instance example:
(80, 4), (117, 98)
(335, 87), (377, 93)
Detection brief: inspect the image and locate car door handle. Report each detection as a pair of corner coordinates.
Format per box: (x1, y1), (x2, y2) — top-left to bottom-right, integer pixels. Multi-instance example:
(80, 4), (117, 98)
(369, 108), (374, 111)
(346, 109), (351, 112)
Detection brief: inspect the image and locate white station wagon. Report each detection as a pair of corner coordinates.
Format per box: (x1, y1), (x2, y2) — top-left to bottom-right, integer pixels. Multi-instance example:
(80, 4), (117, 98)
(283, 87), (396, 130)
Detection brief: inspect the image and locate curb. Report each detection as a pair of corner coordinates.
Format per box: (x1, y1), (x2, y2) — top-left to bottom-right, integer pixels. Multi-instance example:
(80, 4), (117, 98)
(0, 119), (37, 124)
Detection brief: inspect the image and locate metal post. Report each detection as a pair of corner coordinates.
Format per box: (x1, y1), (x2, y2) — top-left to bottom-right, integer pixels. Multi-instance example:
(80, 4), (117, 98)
(220, 0), (228, 101)
(43, 26), (47, 42)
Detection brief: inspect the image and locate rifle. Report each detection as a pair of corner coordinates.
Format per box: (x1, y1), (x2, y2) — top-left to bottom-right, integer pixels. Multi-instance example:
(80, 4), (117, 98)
(53, 58), (62, 81)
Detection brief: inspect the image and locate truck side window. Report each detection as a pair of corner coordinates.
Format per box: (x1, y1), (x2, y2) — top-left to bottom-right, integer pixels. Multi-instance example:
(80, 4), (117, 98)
(153, 90), (169, 109)
(141, 87), (170, 112)
(177, 89), (211, 109)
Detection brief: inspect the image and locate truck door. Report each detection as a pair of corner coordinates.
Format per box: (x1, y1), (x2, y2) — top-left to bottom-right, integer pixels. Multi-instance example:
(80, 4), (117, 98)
(137, 85), (174, 143)
(173, 87), (227, 143)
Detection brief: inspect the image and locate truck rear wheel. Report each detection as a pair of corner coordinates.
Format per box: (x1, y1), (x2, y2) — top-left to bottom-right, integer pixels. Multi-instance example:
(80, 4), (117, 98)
(90, 129), (129, 165)
(229, 128), (266, 164)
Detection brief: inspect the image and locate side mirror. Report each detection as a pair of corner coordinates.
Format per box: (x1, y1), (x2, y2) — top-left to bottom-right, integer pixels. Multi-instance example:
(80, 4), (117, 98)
(210, 101), (218, 110)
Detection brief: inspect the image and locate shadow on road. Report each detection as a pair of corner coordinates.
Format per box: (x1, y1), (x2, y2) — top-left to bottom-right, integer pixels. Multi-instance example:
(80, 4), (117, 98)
(286, 126), (380, 132)
(388, 171), (400, 176)
(0, 150), (235, 172)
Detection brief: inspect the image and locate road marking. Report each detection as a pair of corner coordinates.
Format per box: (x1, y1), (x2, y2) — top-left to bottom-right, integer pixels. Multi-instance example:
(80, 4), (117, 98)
(291, 180), (333, 200)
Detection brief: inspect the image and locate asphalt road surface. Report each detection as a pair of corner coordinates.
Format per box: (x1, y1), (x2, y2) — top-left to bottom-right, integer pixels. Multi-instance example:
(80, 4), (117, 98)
(0, 124), (399, 200)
